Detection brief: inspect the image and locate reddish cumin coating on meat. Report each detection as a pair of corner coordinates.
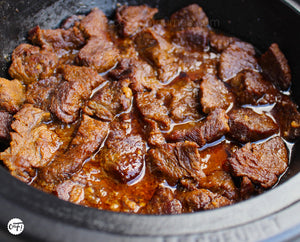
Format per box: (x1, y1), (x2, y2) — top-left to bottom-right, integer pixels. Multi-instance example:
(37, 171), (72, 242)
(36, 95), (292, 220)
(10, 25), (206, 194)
(0, 4), (299, 214)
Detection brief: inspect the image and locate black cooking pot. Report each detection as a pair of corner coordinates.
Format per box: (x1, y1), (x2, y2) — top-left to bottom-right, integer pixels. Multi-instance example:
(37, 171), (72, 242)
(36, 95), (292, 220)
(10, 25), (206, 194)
(0, 0), (300, 241)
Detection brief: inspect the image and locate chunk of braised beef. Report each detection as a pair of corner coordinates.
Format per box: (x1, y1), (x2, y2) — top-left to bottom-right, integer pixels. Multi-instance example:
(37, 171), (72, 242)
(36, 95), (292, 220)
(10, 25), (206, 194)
(84, 79), (132, 121)
(28, 26), (85, 53)
(209, 32), (238, 52)
(50, 65), (105, 123)
(240, 176), (257, 200)
(0, 104), (61, 183)
(99, 114), (146, 183)
(174, 51), (212, 75)
(0, 111), (12, 142)
(200, 171), (239, 200)
(39, 115), (109, 189)
(0, 78), (25, 113)
(108, 58), (160, 92)
(169, 4), (209, 31)
(50, 81), (79, 123)
(55, 180), (85, 204)
(142, 186), (182, 215)
(144, 119), (166, 147)
(77, 35), (120, 73)
(134, 27), (179, 82)
(271, 96), (300, 140)
(179, 150), (238, 201)
(116, 5), (158, 37)
(79, 8), (108, 38)
(259, 43), (291, 90)
(228, 108), (278, 143)
(168, 75), (202, 122)
(26, 76), (60, 111)
(179, 188), (232, 212)
(219, 42), (259, 81)
(136, 90), (171, 130)
(149, 141), (205, 183)
(228, 70), (278, 105)
(76, 8), (119, 72)
(9, 44), (58, 84)
(168, 109), (229, 147)
(228, 136), (288, 188)
(200, 74), (234, 113)
(173, 27), (209, 51)
(108, 58), (132, 80)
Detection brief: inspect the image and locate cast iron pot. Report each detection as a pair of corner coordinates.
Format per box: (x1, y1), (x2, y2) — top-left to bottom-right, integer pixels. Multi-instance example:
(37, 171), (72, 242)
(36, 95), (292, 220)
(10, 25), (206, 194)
(0, 0), (300, 241)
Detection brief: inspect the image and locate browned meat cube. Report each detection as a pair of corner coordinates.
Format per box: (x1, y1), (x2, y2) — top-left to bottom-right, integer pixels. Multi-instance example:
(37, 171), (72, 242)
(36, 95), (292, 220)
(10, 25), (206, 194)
(209, 32), (238, 52)
(240, 176), (256, 199)
(144, 118), (166, 147)
(200, 171), (238, 200)
(61, 64), (105, 91)
(259, 43), (291, 90)
(51, 81), (80, 123)
(136, 90), (171, 130)
(169, 4), (208, 31)
(79, 8), (108, 38)
(168, 109), (230, 147)
(0, 104), (61, 182)
(168, 75), (201, 122)
(173, 26), (209, 51)
(228, 108), (278, 143)
(108, 58), (133, 80)
(26, 76), (60, 111)
(84, 79), (132, 121)
(228, 136), (288, 188)
(29, 26), (85, 54)
(134, 28), (179, 82)
(173, 47), (217, 75)
(77, 35), (120, 73)
(39, 115), (108, 189)
(77, 9), (120, 72)
(185, 109), (229, 146)
(0, 111), (12, 142)
(200, 74), (234, 113)
(219, 42), (259, 81)
(99, 114), (146, 183)
(108, 58), (161, 92)
(179, 142), (232, 194)
(271, 96), (300, 140)
(0, 78), (25, 113)
(9, 44), (58, 84)
(149, 141), (205, 183)
(141, 186), (182, 215)
(56, 180), (85, 204)
(180, 188), (232, 212)
(228, 70), (278, 105)
(116, 5), (158, 37)
(50, 65), (105, 123)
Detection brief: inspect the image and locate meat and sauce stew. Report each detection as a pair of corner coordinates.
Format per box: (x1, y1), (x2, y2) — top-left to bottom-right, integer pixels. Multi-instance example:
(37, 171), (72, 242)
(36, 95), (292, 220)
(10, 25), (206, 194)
(1, 4), (299, 214)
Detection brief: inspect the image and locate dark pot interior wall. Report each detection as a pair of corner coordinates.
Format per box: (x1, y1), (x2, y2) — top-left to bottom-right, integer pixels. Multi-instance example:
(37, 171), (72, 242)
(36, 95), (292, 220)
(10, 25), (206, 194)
(0, 0), (299, 241)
